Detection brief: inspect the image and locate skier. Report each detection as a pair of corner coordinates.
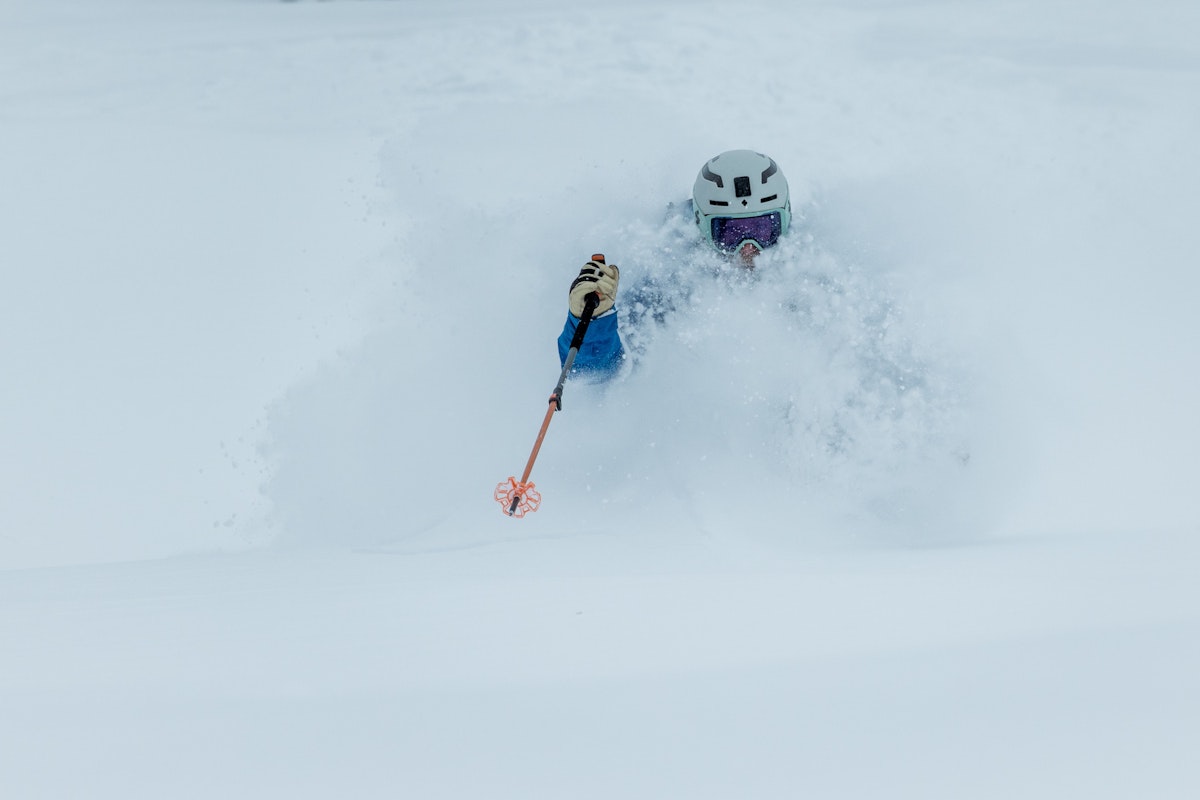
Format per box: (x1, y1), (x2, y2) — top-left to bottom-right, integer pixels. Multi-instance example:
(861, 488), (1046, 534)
(558, 149), (792, 379)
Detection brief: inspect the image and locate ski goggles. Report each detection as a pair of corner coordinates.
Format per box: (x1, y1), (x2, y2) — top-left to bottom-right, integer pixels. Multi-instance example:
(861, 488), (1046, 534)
(707, 211), (786, 252)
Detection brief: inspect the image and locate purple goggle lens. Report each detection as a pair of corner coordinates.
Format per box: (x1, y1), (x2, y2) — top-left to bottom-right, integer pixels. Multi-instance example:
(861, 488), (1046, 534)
(710, 212), (783, 251)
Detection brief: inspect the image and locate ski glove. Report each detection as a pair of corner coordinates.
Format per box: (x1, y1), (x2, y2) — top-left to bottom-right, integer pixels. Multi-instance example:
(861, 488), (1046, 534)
(568, 256), (619, 318)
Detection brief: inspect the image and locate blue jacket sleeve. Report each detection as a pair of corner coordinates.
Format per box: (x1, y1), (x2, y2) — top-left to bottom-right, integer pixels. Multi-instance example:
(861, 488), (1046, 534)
(557, 308), (624, 379)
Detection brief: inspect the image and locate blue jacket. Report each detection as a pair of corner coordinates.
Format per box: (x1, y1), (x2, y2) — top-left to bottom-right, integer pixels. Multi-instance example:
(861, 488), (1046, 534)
(557, 307), (624, 379)
(556, 201), (700, 380)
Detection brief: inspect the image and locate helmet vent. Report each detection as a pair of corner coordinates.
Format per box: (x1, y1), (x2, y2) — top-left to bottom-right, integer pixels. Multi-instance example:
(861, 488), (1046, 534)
(701, 164), (724, 188)
(734, 176), (752, 198)
(761, 158), (778, 183)
(760, 194), (778, 203)
(709, 200), (729, 207)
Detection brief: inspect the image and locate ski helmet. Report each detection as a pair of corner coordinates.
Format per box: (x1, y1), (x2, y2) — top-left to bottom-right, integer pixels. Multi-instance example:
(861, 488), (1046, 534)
(692, 150), (791, 254)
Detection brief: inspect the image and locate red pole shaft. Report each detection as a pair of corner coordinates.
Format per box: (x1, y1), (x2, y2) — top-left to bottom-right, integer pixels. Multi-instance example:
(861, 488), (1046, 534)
(519, 398), (559, 484)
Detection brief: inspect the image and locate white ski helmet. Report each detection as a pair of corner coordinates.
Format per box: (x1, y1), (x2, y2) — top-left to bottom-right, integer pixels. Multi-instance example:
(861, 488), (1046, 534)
(692, 150), (791, 253)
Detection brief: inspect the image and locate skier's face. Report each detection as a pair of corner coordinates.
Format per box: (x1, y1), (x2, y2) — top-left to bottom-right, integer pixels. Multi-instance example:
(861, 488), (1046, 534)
(737, 241), (761, 268)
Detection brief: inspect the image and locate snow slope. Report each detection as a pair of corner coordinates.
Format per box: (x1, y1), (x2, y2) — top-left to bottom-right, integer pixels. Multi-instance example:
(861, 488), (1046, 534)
(2, 0), (1199, 797)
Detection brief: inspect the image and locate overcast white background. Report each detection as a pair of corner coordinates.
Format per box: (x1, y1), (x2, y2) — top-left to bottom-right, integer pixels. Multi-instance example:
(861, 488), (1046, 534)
(2, 1), (1198, 797)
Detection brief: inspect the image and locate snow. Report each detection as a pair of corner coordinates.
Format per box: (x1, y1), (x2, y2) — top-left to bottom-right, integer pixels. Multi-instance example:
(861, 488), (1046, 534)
(2, 0), (1199, 797)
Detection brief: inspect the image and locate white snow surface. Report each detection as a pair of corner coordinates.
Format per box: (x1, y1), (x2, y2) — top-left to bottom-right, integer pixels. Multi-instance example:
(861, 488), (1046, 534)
(2, 0), (1199, 797)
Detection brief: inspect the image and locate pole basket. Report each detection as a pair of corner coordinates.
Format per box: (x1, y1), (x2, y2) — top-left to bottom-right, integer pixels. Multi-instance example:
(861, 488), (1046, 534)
(495, 477), (542, 518)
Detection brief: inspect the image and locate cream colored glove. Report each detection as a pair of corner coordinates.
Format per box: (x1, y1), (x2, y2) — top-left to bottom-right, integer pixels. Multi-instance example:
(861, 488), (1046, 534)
(568, 255), (619, 318)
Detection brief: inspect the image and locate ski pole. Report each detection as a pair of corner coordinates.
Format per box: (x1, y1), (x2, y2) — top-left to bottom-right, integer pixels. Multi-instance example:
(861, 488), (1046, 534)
(495, 256), (605, 517)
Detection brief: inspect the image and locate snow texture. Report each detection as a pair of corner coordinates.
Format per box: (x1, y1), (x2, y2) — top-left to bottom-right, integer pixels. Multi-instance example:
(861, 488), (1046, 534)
(2, 0), (1198, 797)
